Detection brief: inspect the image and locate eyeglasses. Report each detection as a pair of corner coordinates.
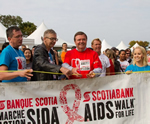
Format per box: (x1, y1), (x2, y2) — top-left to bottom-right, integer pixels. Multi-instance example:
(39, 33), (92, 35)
(46, 37), (58, 41)
(126, 53), (130, 54)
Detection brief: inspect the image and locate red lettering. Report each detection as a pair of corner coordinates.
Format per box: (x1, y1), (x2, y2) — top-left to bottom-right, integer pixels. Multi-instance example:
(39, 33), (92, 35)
(121, 89), (125, 98)
(92, 91), (96, 101)
(109, 90), (112, 99)
(101, 90), (106, 100)
(20, 99), (24, 109)
(15, 99), (20, 108)
(12, 100), (16, 109)
(35, 98), (39, 106)
(111, 89), (116, 99)
(29, 98), (33, 107)
(40, 98), (43, 106)
(116, 89), (120, 98)
(54, 97), (57, 105)
(105, 90), (110, 99)
(7, 98), (33, 109)
(44, 97), (48, 106)
(125, 88), (129, 97)
(51, 97), (53, 105)
(7, 100), (11, 109)
(130, 88), (133, 97)
(35, 97), (57, 106)
(97, 91), (101, 100)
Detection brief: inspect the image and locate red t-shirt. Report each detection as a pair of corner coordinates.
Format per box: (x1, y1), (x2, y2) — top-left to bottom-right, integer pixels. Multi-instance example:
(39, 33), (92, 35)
(64, 48), (102, 79)
(109, 59), (115, 75)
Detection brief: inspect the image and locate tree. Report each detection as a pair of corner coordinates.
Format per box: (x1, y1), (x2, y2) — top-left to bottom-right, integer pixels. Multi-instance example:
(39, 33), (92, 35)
(129, 40), (149, 48)
(0, 14), (37, 37)
(129, 40), (137, 48)
(137, 41), (149, 48)
(0, 15), (23, 28)
(19, 21), (37, 37)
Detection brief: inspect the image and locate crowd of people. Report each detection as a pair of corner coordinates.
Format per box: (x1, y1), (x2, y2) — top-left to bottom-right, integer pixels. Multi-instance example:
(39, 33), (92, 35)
(0, 26), (150, 83)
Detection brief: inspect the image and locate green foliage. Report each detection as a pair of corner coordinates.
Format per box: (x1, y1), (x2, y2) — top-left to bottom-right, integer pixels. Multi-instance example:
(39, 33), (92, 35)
(129, 40), (149, 48)
(0, 15), (23, 27)
(0, 14), (37, 36)
(129, 41), (136, 48)
(19, 21), (37, 36)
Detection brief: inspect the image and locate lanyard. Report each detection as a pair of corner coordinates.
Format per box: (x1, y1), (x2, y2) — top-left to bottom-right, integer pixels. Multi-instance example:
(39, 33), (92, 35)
(48, 52), (53, 61)
(11, 45), (23, 57)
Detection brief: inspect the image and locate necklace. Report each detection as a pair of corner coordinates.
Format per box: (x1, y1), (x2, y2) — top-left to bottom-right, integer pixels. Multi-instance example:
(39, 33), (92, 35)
(11, 45), (23, 57)
(10, 45), (26, 69)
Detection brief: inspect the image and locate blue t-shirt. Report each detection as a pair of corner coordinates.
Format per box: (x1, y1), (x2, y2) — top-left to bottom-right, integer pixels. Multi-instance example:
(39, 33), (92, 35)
(0, 45), (27, 82)
(125, 64), (150, 72)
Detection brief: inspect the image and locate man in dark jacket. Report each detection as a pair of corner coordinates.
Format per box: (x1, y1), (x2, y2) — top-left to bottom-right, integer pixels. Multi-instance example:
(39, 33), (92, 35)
(31, 29), (72, 81)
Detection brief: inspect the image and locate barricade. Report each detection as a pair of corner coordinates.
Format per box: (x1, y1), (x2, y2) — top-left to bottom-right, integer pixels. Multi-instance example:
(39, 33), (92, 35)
(0, 73), (150, 124)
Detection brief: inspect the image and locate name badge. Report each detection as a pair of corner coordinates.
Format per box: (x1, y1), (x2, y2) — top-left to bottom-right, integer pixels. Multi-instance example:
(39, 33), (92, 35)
(16, 57), (26, 70)
(71, 59), (90, 71)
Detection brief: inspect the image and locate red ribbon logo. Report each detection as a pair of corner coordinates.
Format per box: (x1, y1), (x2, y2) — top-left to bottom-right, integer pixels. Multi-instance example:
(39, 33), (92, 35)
(0, 100), (5, 110)
(59, 84), (84, 124)
(16, 58), (23, 69)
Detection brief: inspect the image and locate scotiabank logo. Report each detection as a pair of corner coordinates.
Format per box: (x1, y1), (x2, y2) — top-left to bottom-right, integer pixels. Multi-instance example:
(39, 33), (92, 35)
(0, 100), (5, 110)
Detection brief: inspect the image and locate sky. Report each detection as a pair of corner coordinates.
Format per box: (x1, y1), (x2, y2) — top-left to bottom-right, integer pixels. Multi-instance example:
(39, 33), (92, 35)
(0, 0), (150, 47)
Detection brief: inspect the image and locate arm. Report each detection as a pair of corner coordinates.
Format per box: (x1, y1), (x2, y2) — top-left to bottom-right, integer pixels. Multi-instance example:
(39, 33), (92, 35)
(125, 70), (132, 75)
(34, 47), (72, 78)
(125, 65), (132, 75)
(0, 65), (33, 80)
(58, 51), (62, 62)
(59, 67), (73, 78)
(105, 55), (111, 76)
(88, 52), (102, 78)
(106, 67), (110, 76)
(53, 50), (59, 65)
(34, 47), (61, 72)
(62, 63), (81, 77)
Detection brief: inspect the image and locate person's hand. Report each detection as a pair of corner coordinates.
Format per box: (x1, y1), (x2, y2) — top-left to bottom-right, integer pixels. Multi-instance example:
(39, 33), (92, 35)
(18, 69), (33, 80)
(60, 67), (72, 78)
(72, 68), (82, 77)
(126, 70), (132, 75)
(87, 71), (95, 78)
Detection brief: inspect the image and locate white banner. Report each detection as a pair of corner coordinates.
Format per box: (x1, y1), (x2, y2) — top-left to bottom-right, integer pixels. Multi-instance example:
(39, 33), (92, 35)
(0, 73), (150, 124)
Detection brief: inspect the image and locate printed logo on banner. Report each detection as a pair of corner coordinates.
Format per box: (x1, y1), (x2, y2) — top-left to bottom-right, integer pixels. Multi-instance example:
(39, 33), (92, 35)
(0, 83), (136, 123)
(0, 100), (5, 110)
(82, 88), (135, 121)
(59, 84), (84, 124)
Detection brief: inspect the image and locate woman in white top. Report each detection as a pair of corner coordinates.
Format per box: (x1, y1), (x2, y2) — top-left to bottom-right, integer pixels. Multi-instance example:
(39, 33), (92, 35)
(118, 50), (129, 72)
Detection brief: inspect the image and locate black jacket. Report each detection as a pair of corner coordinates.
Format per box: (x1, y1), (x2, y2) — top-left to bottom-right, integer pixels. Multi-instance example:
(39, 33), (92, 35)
(31, 43), (61, 81)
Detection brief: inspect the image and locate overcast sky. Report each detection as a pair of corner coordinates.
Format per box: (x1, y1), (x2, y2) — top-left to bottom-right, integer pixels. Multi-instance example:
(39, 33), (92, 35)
(0, 0), (150, 47)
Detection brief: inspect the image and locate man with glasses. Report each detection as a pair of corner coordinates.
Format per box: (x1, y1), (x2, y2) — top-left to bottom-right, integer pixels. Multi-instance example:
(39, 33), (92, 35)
(0, 26), (33, 82)
(31, 29), (72, 81)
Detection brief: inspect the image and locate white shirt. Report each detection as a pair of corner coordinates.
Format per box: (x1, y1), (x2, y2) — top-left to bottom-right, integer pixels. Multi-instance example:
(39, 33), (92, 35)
(99, 54), (110, 77)
(117, 59), (129, 72)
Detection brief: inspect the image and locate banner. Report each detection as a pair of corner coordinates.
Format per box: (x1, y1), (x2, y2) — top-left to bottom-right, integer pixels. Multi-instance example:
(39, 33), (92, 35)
(0, 73), (150, 124)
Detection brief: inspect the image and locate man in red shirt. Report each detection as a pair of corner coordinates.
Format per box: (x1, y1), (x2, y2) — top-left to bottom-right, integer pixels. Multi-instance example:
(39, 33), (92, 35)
(62, 31), (102, 79)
